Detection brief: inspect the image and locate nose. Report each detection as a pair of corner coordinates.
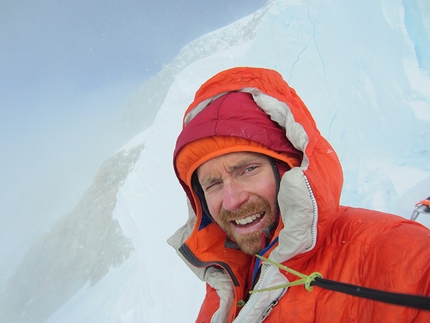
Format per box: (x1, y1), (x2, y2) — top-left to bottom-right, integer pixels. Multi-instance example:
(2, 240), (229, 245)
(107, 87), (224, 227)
(222, 181), (248, 212)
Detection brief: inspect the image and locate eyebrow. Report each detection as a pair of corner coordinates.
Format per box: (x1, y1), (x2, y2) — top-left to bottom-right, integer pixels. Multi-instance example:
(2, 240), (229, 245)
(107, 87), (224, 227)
(228, 153), (270, 171)
(225, 158), (257, 173)
(200, 157), (264, 185)
(200, 155), (267, 187)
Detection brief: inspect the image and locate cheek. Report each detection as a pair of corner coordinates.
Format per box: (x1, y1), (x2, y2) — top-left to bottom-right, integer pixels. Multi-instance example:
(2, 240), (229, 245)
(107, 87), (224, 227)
(205, 194), (222, 222)
(270, 181), (278, 200)
(260, 175), (277, 208)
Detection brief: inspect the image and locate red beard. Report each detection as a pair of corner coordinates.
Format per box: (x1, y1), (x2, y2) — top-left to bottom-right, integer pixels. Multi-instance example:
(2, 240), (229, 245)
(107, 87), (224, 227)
(217, 196), (275, 255)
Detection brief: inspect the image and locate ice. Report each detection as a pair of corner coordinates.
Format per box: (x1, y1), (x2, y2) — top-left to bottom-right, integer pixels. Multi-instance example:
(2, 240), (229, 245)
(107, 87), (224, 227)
(1, 0), (429, 322)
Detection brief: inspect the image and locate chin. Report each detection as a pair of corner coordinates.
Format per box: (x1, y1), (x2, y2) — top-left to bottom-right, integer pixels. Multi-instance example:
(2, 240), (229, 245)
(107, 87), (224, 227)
(235, 233), (262, 255)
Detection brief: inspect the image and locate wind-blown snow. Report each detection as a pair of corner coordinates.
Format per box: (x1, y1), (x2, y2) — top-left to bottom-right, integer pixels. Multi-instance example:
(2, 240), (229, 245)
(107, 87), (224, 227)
(2, 0), (429, 322)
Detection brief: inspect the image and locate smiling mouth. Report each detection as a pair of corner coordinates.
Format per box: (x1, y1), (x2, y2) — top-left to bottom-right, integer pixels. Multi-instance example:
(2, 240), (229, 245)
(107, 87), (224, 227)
(233, 212), (265, 226)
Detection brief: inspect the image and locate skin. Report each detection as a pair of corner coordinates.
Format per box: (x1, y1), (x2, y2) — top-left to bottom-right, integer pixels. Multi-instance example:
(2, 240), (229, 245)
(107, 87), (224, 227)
(197, 152), (277, 255)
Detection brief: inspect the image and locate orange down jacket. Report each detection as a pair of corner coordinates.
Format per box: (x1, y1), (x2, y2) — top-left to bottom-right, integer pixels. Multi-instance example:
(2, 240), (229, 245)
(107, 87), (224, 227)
(168, 67), (430, 322)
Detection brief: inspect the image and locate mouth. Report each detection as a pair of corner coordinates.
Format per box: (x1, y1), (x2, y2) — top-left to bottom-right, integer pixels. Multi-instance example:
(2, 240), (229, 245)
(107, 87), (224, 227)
(232, 211), (265, 227)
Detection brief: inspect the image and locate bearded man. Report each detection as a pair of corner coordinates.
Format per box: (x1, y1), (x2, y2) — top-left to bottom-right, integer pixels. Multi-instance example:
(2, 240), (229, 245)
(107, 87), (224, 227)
(168, 67), (430, 322)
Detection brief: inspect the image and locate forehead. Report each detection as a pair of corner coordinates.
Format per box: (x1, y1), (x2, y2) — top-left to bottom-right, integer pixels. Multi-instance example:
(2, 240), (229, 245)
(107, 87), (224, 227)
(197, 152), (269, 177)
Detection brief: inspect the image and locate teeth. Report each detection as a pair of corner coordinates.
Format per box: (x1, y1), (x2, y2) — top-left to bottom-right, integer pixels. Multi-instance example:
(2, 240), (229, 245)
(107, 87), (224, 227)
(235, 212), (263, 226)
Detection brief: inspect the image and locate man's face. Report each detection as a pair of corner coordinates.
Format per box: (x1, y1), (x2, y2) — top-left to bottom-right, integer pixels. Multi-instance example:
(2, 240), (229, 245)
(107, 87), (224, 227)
(197, 152), (277, 255)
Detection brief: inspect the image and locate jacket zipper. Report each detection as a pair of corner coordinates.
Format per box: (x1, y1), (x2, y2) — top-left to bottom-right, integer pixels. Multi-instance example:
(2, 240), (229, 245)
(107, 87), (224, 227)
(232, 264), (286, 322)
(303, 174), (318, 251)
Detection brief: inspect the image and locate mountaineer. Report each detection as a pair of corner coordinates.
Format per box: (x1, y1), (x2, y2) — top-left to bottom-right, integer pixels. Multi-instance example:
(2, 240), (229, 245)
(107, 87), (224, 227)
(169, 67), (430, 322)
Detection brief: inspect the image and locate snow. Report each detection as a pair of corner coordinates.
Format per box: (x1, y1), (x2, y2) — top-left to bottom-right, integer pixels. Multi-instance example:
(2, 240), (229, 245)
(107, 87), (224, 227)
(2, 0), (430, 322)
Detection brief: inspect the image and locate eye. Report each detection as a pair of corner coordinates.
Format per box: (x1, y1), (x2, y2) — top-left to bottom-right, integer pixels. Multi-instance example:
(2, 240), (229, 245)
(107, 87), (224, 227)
(244, 165), (258, 173)
(204, 180), (221, 192)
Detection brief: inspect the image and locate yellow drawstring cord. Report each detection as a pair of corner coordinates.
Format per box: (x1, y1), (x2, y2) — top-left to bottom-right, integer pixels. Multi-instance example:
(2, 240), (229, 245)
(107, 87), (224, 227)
(249, 255), (322, 294)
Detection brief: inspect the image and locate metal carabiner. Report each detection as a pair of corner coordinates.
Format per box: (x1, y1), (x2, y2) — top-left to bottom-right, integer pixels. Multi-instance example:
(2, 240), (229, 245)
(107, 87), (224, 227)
(410, 197), (430, 221)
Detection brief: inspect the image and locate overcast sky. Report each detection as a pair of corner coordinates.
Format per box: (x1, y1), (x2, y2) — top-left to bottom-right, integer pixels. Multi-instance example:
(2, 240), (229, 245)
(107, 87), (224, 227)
(0, 0), (266, 239)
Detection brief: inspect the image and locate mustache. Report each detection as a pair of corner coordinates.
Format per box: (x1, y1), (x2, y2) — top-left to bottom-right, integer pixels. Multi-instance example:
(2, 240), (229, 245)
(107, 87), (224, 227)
(219, 197), (271, 222)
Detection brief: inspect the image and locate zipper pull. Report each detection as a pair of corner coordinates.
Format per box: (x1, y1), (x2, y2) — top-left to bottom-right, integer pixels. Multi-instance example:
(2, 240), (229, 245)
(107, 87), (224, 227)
(260, 299), (279, 321)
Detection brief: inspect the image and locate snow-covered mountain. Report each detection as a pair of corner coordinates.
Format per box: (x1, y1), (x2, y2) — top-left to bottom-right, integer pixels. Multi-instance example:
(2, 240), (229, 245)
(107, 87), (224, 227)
(1, 0), (429, 322)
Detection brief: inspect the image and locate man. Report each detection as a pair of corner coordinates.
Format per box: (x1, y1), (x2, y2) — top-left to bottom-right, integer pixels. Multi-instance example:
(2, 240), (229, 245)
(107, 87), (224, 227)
(168, 67), (430, 322)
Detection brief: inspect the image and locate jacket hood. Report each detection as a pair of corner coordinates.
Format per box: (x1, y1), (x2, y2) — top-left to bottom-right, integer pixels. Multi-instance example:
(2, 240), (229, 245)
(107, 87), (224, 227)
(168, 67), (344, 320)
(174, 91), (303, 212)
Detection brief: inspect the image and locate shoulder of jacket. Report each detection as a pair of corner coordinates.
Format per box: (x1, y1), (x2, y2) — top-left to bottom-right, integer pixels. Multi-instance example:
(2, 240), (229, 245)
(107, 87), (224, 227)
(328, 206), (429, 248)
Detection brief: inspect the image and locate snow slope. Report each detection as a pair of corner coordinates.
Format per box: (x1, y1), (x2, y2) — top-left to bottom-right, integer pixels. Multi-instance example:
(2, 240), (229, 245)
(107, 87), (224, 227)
(2, 0), (429, 322)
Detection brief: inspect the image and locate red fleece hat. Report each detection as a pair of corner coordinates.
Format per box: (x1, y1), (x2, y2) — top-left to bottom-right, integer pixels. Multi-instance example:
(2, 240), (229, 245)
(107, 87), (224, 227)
(174, 92), (303, 195)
